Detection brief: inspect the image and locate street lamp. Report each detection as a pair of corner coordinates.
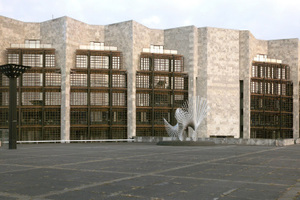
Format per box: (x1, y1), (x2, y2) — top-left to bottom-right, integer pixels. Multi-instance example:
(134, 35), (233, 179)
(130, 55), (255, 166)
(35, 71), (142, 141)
(0, 64), (31, 149)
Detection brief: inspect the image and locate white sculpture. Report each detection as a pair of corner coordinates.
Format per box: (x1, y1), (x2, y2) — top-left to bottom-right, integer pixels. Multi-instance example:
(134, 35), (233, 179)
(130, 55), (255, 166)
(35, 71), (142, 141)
(163, 96), (209, 141)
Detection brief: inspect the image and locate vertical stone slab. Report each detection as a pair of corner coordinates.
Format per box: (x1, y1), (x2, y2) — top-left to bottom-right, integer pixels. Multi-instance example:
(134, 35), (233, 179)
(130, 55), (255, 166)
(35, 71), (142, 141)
(41, 17), (69, 142)
(205, 28), (240, 138)
(239, 31), (251, 139)
(239, 31), (268, 139)
(268, 39), (299, 139)
(105, 21), (134, 138)
(197, 28), (208, 137)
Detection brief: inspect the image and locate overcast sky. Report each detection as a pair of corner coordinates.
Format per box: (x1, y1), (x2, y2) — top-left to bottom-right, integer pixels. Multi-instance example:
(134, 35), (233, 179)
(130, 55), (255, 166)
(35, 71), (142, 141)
(1, 0), (300, 40)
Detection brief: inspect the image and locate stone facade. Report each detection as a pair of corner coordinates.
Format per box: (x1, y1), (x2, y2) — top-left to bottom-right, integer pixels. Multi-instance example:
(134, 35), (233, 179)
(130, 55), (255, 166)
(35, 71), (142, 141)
(0, 15), (299, 140)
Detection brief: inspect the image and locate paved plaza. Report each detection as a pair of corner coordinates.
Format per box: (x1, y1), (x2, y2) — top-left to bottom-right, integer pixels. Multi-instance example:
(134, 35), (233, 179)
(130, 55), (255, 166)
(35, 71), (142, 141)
(0, 142), (299, 200)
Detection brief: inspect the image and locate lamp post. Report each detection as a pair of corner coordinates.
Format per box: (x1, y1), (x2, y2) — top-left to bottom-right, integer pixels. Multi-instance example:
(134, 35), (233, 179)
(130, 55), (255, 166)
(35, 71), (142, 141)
(0, 64), (31, 149)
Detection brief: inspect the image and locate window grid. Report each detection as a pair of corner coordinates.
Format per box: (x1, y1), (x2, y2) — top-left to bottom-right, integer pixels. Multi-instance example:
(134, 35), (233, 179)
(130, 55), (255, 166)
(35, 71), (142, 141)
(70, 73), (87, 87)
(90, 109), (109, 125)
(70, 91), (87, 105)
(43, 128), (60, 140)
(136, 53), (188, 137)
(154, 58), (169, 71)
(0, 74), (9, 86)
(90, 55), (109, 69)
(45, 91), (61, 105)
(140, 57), (150, 70)
(90, 74), (109, 87)
(76, 55), (88, 68)
(45, 73), (61, 86)
(112, 74), (126, 88)
(90, 127), (109, 139)
(112, 109), (127, 124)
(21, 108), (42, 125)
(154, 75), (169, 89)
(8, 54), (19, 64)
(22, 91), (43, 106)
(250, 62), (293, 139)
(70, 127), (88, 140)
(19, 127), (42, 141)
(136, 109), (152, 125)
(112, 92), (126, 106)
(137, 74), (150, 88)
(23, 54), (43, 67)
(71, 50), (127, 139)
(70, 109), (88, 125)
(112, 56), (121, 69)
(45, 54), (55, 67)
(173, 77), (185, 90)
(90, 92), (109, 106)
(44, 109), (61, 125)
(0, 108), (8, 126)
(1, 49), (60, 141)
(22, 73), (43, 86)
(136, 93), (150, 107)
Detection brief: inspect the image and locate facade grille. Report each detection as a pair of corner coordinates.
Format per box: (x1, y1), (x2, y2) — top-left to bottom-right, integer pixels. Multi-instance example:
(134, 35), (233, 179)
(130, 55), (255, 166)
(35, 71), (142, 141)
(0, 48), (61, 140)
(71, 50), (127, 139)
(136, 53), (188, 137)
(250, 62), (293, 139)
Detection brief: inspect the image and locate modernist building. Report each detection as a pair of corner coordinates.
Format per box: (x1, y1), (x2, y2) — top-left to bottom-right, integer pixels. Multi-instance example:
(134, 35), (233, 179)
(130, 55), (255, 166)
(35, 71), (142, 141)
(0, 15), (299, 141)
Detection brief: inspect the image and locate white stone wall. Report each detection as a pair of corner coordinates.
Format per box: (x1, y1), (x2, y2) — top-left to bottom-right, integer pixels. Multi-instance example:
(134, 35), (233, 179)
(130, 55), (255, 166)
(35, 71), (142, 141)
(203, 27), (240, 138)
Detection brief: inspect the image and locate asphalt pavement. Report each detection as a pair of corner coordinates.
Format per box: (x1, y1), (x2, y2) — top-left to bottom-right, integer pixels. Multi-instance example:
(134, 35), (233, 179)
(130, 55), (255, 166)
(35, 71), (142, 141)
(0, 142), (299, 200)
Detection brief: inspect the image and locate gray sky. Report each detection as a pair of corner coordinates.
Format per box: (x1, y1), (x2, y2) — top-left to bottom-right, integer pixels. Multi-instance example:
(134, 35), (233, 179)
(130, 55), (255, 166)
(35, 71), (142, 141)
(1, 0), (299, 40)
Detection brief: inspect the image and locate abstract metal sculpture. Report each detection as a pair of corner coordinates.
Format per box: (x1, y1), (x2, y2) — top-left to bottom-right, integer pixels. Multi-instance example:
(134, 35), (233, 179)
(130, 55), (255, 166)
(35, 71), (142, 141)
(163, 96), (209, 141)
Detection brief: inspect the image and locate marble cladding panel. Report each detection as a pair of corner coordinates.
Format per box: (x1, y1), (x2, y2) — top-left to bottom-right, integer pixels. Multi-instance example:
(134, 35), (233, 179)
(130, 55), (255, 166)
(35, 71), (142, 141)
(205, 28), (240, 138)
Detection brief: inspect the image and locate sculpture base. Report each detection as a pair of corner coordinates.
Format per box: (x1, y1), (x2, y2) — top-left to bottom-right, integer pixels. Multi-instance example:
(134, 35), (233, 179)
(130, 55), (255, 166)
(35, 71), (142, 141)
(156, 140), (215, 146)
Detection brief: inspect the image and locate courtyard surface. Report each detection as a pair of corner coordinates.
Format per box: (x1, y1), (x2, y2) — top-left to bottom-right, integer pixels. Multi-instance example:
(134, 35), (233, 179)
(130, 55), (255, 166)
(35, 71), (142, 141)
(0, 142), (299, 200)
